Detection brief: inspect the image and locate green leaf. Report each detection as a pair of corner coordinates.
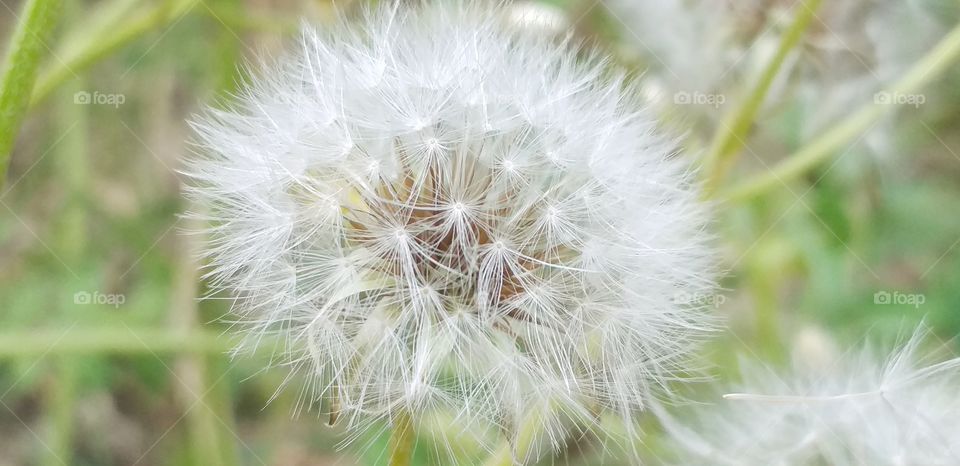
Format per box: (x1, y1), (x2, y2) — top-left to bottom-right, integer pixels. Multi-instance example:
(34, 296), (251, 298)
(0, 0), (62, 187)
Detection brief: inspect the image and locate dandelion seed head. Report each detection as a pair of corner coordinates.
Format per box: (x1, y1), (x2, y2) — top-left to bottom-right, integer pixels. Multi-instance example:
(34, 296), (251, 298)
(657, 326), (960, 466)
(186, 1), (715, 455)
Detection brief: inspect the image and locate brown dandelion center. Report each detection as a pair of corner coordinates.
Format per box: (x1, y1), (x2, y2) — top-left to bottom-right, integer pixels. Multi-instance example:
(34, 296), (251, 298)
(322, 134), (578, 324)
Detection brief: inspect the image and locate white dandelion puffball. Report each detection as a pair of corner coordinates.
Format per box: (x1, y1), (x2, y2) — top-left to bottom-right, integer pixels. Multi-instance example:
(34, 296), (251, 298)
(186, 1), (715, 451)
(656, 327), (960, 465)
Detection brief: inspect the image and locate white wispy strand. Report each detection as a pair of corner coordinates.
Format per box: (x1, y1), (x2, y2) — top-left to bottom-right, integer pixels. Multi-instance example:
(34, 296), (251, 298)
(184, 1), (715, 456)
(656, 327), (960, 466)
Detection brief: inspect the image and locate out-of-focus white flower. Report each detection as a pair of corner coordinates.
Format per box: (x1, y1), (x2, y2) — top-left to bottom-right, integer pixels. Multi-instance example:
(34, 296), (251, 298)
(186, 0), (715, 456)
(656, 327), (960, 465)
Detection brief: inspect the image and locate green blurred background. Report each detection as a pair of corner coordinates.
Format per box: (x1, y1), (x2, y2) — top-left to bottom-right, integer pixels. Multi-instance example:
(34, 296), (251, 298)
(1, 0), (958, 464)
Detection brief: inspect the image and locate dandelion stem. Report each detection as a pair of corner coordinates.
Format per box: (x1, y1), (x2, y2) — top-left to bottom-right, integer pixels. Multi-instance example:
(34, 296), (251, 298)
(720, 19), (960, 203)
(702, 0), (822, 196)
(387, 409), (415, 466)
(0, 0), (61, 186)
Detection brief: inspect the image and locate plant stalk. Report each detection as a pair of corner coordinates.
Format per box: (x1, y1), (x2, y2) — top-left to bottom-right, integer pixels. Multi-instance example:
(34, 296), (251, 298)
(0, 0), (62, 186)
(702, 0), (823, 195)
(720, 19), (960, 202)
(0, 329), (229, 356)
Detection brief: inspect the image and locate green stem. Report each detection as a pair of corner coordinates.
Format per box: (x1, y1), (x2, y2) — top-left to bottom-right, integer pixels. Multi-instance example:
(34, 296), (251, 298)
(0, 0), (62, 186)
(42, 37), (88, 466)
(44, 357), (78, 466)
(0, 329), (230, 356)
(54, 65), (88, 264)
(207, 355), (241, 465)
(748, 251), (786, 362)
(189, 9), (243, 465)
(171, 214), (226, 466)
(387, 409), (415, 466)
(702, 0), (822, 195)
(720, 20), (960, 203)
(29, 0), (197, 108)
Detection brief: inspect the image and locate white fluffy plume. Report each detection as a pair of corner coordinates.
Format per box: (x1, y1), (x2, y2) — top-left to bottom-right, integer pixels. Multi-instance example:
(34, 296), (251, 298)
(185, 1), (715, 454)
(657, 327), (960, 465)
